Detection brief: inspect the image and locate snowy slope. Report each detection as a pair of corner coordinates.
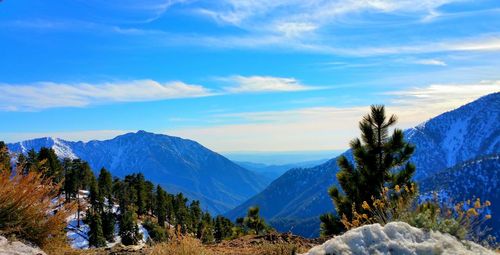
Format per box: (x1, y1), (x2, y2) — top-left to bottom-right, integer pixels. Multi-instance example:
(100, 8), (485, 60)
(302, 222), (495, 255)
(419, 154), (500, 238)
(8, 131), (267, 214)
(226, 92), (500, 237)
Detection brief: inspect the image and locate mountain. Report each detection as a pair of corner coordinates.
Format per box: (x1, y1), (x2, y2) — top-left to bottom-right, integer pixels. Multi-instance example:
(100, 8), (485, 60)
(419, 154), (500, 238)
(235, 159), (329, 181)
(226, 92), (500, 237)
(7, 131), (268, 214)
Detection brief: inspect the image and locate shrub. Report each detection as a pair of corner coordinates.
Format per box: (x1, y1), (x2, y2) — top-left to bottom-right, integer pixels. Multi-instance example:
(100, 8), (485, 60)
(340, 186), (493, 242)
(150, 236), (214, 255)
(143, 219), (169, 243)
(0, 163), (76, 249)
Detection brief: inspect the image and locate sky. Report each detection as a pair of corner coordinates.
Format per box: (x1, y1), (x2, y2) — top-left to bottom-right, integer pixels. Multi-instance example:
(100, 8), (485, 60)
(0, 0), (499, 152)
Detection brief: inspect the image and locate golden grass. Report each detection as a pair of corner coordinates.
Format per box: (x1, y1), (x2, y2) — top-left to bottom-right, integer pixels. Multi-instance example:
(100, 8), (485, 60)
(0, 164), (76, 251)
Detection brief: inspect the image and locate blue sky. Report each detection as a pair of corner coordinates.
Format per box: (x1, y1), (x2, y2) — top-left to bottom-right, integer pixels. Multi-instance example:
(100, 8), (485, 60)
(0, 0), (499, 152)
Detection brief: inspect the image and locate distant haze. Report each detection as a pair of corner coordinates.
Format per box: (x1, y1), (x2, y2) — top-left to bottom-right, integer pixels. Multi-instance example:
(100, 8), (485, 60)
(223, 150), (342, 165)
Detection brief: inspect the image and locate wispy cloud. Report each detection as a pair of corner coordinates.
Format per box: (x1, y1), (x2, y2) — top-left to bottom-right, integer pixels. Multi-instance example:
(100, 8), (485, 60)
(168, 81), (499, 151)
(0, 80), (212, 111)
(414, 59), (447, 66)
(384, 80), (500, 108)
(0, 75), (321, 111)
(222, 75), (320, 93)
(2, 130), (132, 143)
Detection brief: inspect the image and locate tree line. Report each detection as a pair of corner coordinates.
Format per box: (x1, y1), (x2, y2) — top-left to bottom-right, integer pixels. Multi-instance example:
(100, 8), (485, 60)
(0, 143), (270, 248)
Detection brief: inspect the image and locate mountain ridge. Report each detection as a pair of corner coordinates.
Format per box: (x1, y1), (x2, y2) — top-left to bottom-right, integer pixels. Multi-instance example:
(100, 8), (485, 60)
(8, 130), (268, 215)
(225, 92), (500, 237)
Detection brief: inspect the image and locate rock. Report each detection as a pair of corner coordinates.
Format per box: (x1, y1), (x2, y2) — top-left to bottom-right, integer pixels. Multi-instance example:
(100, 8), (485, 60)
(301, 222), (495, 255)
(0, 236), (46, 255)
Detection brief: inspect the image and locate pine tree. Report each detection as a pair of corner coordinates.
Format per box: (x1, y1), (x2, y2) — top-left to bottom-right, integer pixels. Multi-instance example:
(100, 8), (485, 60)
(37, 147), (63, 183)
(244, 207), (268, 235)
(190, 200), (202, 234)
(89, 178), (103, 213)
(119, 208), (142, 245)
(16, 153), (29, 175)
(97, 168), (113, 204)
(144, 181), (155, 215)
(0, 141), (11, 173)
(87, 211), (106, 248)
(155, 185), (167, 227)
(214, 216), (233, 242)
(101, 211), (116, 242)
(321, 105), (416, 235)
(199, 212), (214, 244)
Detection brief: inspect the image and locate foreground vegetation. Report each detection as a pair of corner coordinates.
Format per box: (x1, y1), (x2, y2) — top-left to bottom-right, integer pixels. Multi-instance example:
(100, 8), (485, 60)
(320, 105), (496, 248)
(0, 105), (496, 254)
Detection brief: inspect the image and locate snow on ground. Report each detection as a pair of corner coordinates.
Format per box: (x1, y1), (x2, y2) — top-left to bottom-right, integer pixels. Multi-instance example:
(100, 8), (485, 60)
(67, 210), (90, 249)
(302, 222), (494, 255)
(0, 236), (47, 255)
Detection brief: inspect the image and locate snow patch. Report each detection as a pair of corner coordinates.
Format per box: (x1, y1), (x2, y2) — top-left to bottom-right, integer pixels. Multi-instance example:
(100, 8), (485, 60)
(302, 222), (494, 255)
(0, 236), (47, 255)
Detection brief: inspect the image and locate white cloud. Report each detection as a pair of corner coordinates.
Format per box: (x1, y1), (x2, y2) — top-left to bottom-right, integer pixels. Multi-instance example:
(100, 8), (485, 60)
(384, 80), (500, 109)
(2, 130), (132, 143)
(0, 75), (321, 111)
(167, 81), (500, 152)
(0, 80), (212, 111)
(223, 75), (320, 93)
(414, 59), (447, 66)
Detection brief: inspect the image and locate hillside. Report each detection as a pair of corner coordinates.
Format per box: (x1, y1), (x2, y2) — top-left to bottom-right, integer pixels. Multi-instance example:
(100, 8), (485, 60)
(8, 131), (267, 214)
(235, 159), (329, 181)
(419, 154), (500, 237)
(226, 92), (500, 237)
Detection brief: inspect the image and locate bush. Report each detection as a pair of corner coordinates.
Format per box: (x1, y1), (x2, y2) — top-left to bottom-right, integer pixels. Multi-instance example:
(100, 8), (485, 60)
(340, 186), (493, 242)
(0, 164), (76, 249)
(150, 236), (214, 255)
(143, 220), (169, 243)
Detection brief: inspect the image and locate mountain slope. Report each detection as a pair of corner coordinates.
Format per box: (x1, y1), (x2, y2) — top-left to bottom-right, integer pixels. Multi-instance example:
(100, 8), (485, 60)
(8, 131), (268, 214)
(419, 154), (500, 237)
(235, 159), (329, 181)
(226, 92), (500, 237)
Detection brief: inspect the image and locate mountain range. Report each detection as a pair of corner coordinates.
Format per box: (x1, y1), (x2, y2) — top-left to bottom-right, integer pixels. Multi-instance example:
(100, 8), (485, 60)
(7, 131), (268, 214)
(235, 159), (329, 181)
(225, 92), (500, 237)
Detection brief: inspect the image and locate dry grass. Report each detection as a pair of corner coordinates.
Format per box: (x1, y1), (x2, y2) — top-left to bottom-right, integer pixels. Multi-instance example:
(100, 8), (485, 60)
(0, 164), (76, 251)
(150, 236), (215, 255)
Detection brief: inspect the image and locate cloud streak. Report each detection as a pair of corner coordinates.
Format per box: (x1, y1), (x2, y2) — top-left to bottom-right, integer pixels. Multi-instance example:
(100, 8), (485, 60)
(223, 75), (320, 93)
(0, 80), (212, 111)
(168, 81), (500, 151)
(0, 75), (321, 111)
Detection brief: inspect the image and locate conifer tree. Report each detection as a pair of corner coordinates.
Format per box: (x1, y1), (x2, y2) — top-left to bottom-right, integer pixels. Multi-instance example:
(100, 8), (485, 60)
(321, 105), (416, 235)
(199, 212), (214, 244)
(101, 211), (115, 242)
(119, 208), (142, 245)
(37, 147), (63, 183)
(155, 185), (167, 227)
(214, 216), (233, 242)
(0, 141), (11, 173)
(144, 181), (155, 215)
(87, 211), (106, 248)
(16, 153), (28, 175)
(190, 200), (202, 233)
(244, 207), (268, 235)
(97, 168), (113, 204)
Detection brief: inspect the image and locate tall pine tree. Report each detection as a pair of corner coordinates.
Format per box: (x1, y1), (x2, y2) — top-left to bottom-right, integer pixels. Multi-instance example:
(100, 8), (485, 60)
(155, 185), (167, 227)
(321, 105), (416, 235)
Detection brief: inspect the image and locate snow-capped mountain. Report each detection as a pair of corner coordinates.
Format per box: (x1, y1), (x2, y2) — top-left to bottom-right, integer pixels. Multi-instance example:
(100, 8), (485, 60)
(226, 92), (500, 237)
(8, 131), (268, 214)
